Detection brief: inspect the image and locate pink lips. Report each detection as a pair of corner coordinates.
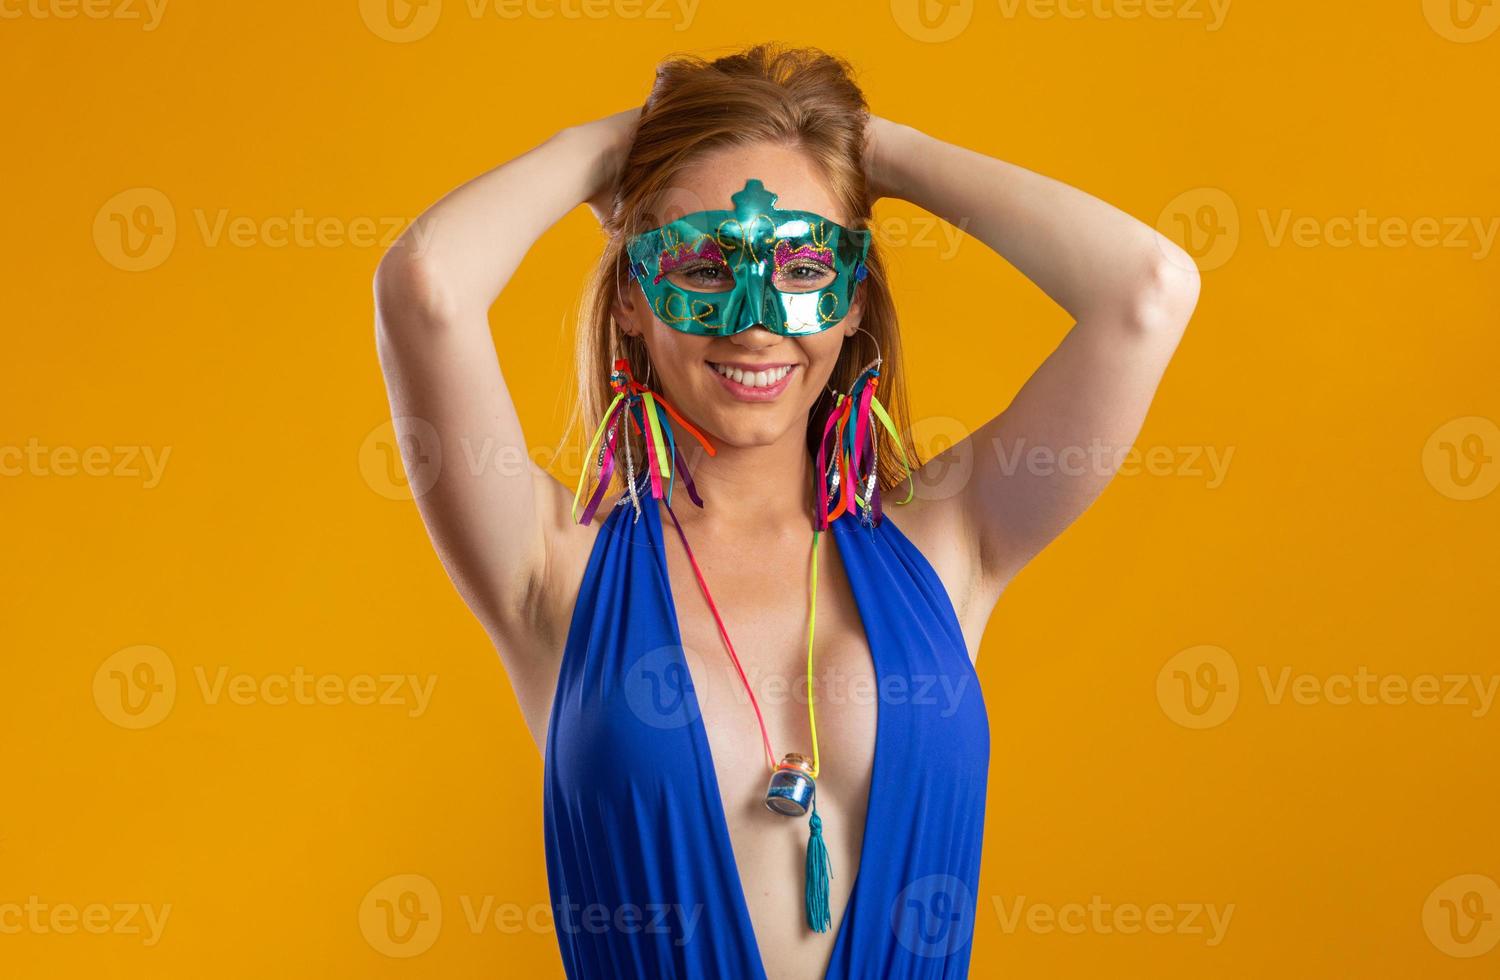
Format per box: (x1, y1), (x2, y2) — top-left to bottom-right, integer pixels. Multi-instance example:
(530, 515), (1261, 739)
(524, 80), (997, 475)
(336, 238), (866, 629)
(706, 361), (797, 402)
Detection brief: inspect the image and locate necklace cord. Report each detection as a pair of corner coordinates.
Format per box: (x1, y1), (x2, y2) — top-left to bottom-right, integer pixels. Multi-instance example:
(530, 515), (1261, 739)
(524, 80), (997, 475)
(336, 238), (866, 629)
(807, 528), (821, 779)
(582, 360), (830, 782)
(660, 499), (781, 773)
(659, 499), (823, 779)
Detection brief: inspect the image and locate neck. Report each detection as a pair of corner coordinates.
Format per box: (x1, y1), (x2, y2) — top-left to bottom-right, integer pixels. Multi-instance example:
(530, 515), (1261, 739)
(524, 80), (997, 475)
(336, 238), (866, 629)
(667, 426), (819, 533)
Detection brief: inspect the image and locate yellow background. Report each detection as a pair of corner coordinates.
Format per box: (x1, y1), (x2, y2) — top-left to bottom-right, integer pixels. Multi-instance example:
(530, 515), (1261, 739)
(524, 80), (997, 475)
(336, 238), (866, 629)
(4, 0), (1498, 976)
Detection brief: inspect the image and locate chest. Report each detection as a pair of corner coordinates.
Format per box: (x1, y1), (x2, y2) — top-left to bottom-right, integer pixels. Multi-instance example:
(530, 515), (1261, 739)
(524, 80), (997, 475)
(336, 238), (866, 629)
(659, 524), (878, 975)
(657, 521), (876, 785)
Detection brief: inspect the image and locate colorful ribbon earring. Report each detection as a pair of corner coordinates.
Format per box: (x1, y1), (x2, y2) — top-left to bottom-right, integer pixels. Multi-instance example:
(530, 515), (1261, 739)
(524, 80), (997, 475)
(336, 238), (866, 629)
(571, 357), (717, 526)
(814, 340), (916, 531)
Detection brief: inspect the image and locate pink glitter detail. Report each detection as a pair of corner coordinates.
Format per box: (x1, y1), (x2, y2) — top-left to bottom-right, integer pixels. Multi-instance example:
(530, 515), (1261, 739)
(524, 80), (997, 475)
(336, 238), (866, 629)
(774, 239), (834, 275)
(656, 236), (728, 284)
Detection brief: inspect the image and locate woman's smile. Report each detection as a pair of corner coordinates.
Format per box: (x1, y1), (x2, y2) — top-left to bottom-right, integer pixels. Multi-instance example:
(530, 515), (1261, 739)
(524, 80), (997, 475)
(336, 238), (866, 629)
(704, 359), (799, 401)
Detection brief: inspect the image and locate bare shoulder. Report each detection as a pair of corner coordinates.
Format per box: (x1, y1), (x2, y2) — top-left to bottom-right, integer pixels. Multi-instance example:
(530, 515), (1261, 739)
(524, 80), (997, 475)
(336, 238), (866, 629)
(880, 486), (1004, 663)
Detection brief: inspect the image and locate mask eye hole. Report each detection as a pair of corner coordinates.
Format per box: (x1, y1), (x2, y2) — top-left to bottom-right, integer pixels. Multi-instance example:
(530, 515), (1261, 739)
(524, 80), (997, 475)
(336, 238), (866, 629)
(666, 260), (736, 293)
(773, 260), (837, 294)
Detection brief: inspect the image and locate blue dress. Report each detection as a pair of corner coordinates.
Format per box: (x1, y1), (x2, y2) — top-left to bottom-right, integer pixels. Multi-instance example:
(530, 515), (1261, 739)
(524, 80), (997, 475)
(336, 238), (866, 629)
(544, 483), (990, 978)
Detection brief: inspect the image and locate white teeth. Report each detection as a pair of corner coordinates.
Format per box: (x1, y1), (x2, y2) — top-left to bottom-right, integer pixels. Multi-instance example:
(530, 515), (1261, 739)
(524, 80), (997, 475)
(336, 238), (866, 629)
(710, 363), (792, 388)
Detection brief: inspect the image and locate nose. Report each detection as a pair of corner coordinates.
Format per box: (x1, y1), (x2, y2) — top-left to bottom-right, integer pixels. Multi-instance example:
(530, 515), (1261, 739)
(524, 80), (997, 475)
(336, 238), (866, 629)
(727, 325), (782, 350)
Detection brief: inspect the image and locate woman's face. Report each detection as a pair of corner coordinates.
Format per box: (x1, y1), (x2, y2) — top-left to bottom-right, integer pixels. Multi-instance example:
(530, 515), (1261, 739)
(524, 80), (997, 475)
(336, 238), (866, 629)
(613, 142), (863, 449)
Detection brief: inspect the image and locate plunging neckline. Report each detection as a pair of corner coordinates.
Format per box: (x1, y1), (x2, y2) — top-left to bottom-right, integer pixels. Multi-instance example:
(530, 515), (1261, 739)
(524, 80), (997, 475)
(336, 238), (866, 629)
(641, 493), (882, 979)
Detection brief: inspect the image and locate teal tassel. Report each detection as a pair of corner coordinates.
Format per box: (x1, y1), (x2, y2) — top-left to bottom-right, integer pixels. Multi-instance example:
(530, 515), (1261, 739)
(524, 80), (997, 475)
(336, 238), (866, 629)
(805, 804), (834, 932)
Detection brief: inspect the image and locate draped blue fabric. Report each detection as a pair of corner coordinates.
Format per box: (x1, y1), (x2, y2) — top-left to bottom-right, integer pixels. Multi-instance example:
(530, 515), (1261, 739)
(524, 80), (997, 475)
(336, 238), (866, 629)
(544, 487), (990, 978)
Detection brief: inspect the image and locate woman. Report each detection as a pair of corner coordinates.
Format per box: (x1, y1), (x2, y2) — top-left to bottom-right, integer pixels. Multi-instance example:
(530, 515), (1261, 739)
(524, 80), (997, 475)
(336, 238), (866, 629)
(373, 43), (1198, 980)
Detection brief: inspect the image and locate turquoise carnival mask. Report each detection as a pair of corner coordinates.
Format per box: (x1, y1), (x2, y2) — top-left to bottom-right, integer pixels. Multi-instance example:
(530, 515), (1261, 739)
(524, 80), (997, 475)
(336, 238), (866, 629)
(624, 178), (871, 336)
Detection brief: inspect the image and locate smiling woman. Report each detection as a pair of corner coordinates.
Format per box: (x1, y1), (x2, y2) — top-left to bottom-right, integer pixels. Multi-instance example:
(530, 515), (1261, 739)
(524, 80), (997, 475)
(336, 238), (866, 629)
(372, 40), (1198, 980)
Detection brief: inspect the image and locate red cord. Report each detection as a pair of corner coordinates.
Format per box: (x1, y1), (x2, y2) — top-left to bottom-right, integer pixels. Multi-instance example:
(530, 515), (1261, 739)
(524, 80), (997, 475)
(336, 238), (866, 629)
(660, 498), (778, 772)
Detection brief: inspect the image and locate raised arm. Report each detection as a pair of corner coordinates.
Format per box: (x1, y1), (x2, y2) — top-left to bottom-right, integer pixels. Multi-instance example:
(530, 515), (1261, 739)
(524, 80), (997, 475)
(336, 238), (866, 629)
(372, 109), (639, 662)
(868, 118), (1201, 595)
